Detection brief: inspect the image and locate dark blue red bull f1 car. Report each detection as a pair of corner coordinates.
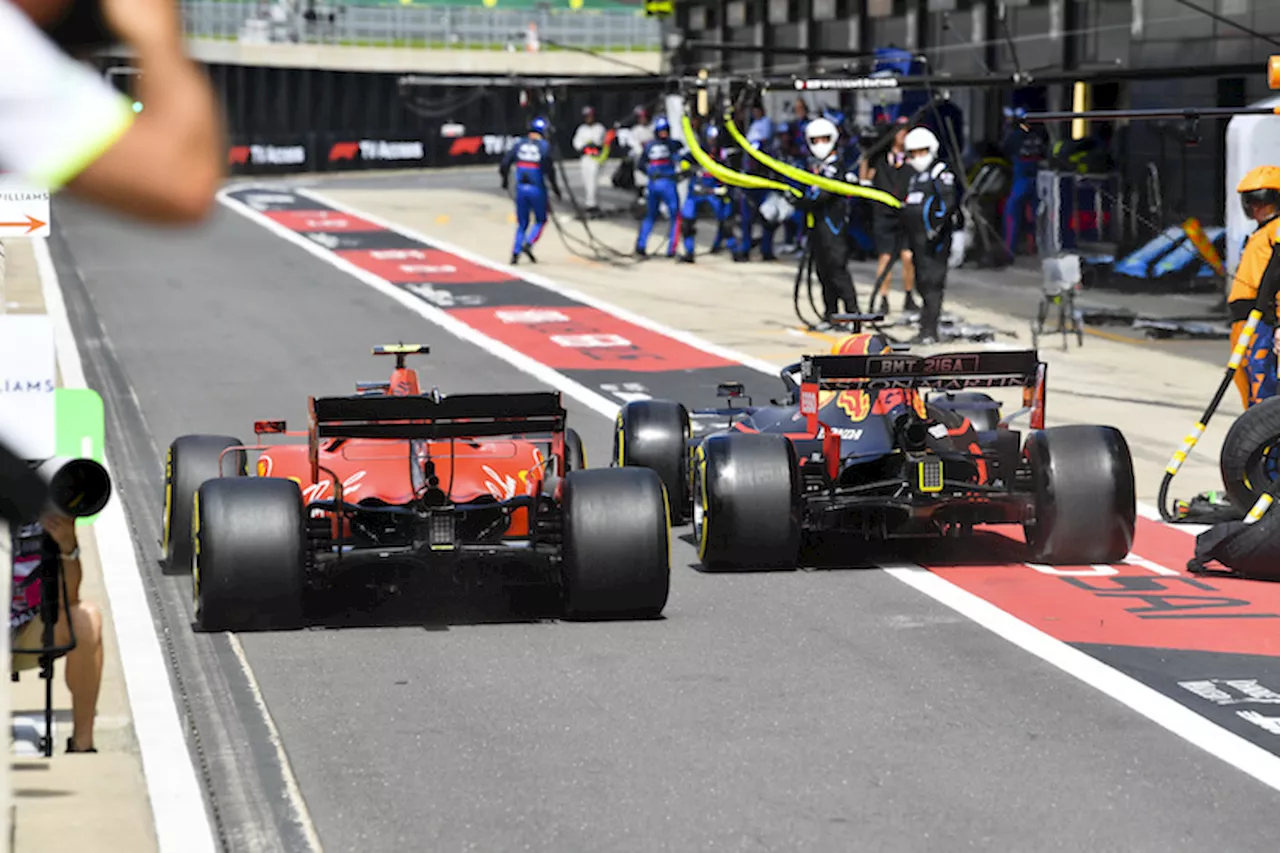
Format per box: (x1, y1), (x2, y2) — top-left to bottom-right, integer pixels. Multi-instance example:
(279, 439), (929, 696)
(612, 333), (1136, 570)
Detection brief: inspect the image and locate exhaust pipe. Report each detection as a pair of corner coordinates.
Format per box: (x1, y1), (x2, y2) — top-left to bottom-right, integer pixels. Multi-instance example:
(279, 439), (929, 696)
(37, 457), (112, 518)
(895, 415), (930, 454)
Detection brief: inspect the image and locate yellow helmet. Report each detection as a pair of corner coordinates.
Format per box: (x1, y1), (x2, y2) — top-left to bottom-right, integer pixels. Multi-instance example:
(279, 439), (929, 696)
(1238, 166), (1280, 193)
(1238, 166), (1280, 217)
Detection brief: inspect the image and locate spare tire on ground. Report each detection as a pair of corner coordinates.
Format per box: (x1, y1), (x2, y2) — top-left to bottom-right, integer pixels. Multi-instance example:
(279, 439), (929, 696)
(1220, 396), (1280, 512)
(1189, 501), (1280, 580)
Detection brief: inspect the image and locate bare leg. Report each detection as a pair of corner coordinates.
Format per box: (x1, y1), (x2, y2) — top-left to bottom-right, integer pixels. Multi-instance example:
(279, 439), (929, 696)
(900, 250), (916, 293)
(56, 601), (103, 751)
(875, 253), (893, 300)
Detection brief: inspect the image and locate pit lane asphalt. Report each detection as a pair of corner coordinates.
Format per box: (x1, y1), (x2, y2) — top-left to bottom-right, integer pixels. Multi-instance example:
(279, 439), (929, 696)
(51, 192), (1280, 852)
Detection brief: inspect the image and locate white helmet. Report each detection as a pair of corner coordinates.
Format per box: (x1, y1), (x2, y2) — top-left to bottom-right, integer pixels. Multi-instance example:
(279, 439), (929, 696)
(904, 127), (940, 172)
(804, 117), (840, 161)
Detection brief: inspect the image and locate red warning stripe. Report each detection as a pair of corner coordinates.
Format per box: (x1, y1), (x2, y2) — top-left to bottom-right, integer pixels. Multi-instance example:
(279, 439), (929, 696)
(927, 516), (1280, 656)
(447, 305), (734, 372)
(265, 209), (384, 233)
(335, 248), (519, 284)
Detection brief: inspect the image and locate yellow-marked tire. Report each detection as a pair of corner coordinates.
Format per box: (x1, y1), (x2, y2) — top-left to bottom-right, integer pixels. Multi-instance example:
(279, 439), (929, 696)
(1221, 396), (1280, 512)
(163, 435), (245, 575)
(694, 433), (801, 572)
(194, 477), (305, 633)
(561, 467), (670, 620)
(1023, 425), (1135, 564)
(613, 399), (690, 524)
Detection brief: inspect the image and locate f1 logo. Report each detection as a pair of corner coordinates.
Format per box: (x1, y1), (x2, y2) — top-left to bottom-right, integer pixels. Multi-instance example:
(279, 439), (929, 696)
(328, 141), (360, 162)
(227, 146), (250, 165)
(449, 136), (483, 157)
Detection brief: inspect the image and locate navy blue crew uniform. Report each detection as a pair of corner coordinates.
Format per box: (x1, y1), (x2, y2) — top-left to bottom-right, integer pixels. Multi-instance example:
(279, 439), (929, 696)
(676, 125), (733, 262)
(636, 117), (683, 257)
(500, 117), (563, 264)
(795, 118), (861, 325)
(901, 129), (960, 344)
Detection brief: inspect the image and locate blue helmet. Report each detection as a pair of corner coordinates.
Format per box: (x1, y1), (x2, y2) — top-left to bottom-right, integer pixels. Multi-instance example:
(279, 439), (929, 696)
(531, 116), (549, 135)
(654, 116), (670, 136)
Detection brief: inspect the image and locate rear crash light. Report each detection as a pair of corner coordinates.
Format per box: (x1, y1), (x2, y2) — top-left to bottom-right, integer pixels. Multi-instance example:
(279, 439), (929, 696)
(917, 459), (944, 493)
(428, 512), (457, 551)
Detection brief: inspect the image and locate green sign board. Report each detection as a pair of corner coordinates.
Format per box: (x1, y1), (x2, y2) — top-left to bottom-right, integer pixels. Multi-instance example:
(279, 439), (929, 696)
(55, 388), (107, 527)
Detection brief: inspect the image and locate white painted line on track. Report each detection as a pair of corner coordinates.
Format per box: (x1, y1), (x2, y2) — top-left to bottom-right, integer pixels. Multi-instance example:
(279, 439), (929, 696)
(32, 238), (219, 853)
(218, 185), (1280, 796)
(883, 564), (1280, 793)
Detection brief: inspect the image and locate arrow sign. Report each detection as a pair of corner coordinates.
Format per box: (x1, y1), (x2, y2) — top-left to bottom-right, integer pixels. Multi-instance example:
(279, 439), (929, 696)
(0, 180), (51, 238)
(0, 214), (46, 234)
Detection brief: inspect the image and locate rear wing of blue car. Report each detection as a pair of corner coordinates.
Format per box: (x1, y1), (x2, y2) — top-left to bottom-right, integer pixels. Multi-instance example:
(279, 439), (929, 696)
(799, 349), (1047, 432)
(800, 350), (1041, 390)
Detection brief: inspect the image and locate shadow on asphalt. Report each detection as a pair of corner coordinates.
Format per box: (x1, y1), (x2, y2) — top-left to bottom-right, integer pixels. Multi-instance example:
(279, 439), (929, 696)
(678, 528), (1036, 572)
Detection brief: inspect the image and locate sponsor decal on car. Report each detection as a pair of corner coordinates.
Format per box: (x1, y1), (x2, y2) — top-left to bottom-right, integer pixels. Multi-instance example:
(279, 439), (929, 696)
(835, 390), (870, 421)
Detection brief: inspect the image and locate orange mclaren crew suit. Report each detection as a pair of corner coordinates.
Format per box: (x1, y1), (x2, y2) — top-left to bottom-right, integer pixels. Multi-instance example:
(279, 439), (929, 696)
(1229, 167), (1280, 409)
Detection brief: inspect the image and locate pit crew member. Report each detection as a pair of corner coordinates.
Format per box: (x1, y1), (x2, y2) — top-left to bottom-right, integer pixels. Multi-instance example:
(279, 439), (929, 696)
(795, 117), (861, 327)
(1230, 165), (1280, 409)
(902, 127), (960, 345)
(676, 124), (733, 263)
(635, 116), (683, 258)
(500, 116), (562, 265)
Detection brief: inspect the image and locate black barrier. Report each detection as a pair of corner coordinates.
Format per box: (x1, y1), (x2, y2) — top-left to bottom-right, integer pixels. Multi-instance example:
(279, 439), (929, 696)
(228, 130), (533, 176)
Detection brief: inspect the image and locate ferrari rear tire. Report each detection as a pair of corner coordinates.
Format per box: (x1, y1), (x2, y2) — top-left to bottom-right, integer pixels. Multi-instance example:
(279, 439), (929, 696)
(561, 468), (670, 620)
(1024, 425), (1136, 564)
(163, 434), (245, 575)
(194, 477), (306, 632)
(614, 399), (690, 523)
(1220, 396), (1280, 512)
(694, 433), (801, 571)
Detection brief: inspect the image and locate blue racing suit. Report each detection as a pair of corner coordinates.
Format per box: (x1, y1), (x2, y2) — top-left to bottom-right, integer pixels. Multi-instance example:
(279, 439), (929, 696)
(500, 135), (561, 258)
(636, 136), (683, 255)
(1002, 126), (1046, 256)
(677, 153), (733, 257)
(737, 128), (777, 260)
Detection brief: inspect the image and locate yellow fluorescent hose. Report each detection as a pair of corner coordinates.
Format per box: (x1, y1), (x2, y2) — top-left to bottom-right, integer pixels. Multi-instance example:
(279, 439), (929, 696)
(720, 109), (903, 209)
(679, 114), (802, 197)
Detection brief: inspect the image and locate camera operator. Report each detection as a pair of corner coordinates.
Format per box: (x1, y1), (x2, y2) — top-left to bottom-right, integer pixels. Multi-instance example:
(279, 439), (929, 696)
(11, 510), (103, 753)
(1, 0), (224, 223)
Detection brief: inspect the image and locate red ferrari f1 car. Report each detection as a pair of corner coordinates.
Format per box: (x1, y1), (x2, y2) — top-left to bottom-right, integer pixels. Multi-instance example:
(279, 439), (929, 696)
(162, 345), (671, 631)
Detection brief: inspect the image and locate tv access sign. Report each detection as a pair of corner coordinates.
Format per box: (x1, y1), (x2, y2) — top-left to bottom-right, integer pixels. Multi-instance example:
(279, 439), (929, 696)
(0, 174), (50, 238)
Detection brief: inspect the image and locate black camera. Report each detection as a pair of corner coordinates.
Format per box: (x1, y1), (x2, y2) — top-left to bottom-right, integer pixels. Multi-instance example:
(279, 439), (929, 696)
(37, 457), (113, 518)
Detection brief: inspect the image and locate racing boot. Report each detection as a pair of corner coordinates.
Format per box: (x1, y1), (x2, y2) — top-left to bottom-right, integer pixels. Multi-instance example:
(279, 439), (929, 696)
(510, 252), (520, 265)
(522, 244), (537, 263)
(876, 294), (890, 316)
(903, 291), (919, 312)
(679, 253), (695, 264)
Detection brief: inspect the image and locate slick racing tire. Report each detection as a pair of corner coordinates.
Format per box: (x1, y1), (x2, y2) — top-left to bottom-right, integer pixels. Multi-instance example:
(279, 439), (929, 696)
(1023, 425), (1136, 564)
(614, 399), (690, 523)
(163, 434), (245, 575)
(194, 477), (306, 633)
(565, 427), (587, 473)
(927, 391), (1001, 432)
(694, 433), (801, 571)
(1220, 396), (1280, 512)
(560, 468), (670, 620)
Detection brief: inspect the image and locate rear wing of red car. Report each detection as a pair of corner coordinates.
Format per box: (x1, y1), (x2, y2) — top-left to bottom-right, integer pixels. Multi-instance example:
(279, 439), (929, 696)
(310, 392), (566, 441)
(799, 349), (1047, 435)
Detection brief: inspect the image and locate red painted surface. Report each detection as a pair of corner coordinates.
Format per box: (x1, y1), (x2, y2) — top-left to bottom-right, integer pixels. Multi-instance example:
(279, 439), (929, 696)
(336, 248), (518, 284)
(928, 517), (1280, 656)
(447, 305), (735, 372)
(265, 209), (385, 233)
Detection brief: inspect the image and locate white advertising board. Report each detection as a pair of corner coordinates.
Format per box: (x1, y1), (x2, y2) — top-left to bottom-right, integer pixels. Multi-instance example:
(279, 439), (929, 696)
(0, 175), (50, 238)
(0, 314), (57, 459)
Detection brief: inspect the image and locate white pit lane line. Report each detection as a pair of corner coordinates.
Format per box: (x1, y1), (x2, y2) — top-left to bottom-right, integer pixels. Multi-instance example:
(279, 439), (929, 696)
(33, 238), (220, 853)
(217, 184), (1280, 796)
